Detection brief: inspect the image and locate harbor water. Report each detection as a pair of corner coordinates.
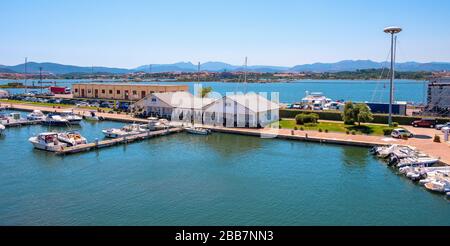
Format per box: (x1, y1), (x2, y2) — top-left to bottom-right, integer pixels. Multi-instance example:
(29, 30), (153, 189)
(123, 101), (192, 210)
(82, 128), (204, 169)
(1, 79), (428, 104)
(0, 111), (449, 225)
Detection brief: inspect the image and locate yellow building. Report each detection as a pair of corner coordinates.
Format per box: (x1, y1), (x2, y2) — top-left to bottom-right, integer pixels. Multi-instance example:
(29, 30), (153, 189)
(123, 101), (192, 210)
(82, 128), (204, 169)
(72, 83), (189, 101)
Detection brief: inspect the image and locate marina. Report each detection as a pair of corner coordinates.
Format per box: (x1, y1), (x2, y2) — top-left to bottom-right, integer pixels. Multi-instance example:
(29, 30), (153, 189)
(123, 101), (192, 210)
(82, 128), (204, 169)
(0, 113), (449, 226)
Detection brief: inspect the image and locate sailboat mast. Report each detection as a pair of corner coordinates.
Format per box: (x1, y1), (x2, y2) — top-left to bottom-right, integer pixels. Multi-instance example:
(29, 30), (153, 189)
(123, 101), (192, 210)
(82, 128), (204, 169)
(244, 57), (248, 93)
(24, 57), (28, 94)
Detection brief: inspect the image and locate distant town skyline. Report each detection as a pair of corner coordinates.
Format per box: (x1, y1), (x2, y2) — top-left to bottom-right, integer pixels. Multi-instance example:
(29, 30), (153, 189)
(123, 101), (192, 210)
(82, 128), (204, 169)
(1, 0), (450, 68)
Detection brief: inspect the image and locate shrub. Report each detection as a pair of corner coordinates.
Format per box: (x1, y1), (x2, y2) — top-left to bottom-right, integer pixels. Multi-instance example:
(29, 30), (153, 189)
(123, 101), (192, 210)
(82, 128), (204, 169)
(346, 130), (350, 135)
(300, 127), (304, 131)
(279, 125), (282, 129)
(434, 135), (441, 143)
(351, 130), (356, 135)
(295, 113), (319, 125)
(318, 128), (323, 132)
(324, 129), (329, 133)
(382, 127), (394, 136)
(294, 126), (298, 130)
(392, 122), (399, 127)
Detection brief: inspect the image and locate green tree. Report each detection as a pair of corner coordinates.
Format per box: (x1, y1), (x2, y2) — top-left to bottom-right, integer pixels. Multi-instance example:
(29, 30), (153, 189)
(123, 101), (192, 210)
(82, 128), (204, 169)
(342, 102), (373, 125)
(355, 103), (373, 126)
(199, 86), (213, 98)
(342, 102), (356, 125)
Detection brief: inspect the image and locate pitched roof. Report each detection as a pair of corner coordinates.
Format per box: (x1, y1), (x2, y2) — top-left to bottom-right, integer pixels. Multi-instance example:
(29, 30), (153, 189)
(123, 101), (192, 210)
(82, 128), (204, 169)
(225, 93), (280, 113)
(153, 92), (216, 109)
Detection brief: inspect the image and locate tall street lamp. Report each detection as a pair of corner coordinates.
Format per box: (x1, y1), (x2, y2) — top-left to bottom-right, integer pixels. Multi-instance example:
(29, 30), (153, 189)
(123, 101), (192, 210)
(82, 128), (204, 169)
(384, 26), (402, 127)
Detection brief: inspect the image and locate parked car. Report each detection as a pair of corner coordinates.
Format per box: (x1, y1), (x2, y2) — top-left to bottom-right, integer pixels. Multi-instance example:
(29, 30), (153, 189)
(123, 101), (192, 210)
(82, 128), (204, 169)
(412, 118), (436, 128)
(100, 101), (113, 108)
(391, 128), (414, 139)
(76, 102), (90, 107)
(436, 122), (450, 130)
(441, 126), (450, 133)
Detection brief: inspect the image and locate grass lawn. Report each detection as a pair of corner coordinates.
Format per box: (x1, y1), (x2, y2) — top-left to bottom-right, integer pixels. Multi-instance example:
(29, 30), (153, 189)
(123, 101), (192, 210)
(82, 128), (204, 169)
(274, 119), (389, 136)
(0, 99), (112, 112)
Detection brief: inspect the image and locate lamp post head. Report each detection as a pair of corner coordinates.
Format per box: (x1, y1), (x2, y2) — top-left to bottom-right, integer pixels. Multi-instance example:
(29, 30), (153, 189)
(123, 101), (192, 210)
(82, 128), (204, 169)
(384, 26), (402, 34)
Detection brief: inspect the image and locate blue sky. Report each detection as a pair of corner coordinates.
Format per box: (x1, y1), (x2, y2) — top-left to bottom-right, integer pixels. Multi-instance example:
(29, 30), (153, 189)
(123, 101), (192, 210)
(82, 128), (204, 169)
(1, 0), (449, 68)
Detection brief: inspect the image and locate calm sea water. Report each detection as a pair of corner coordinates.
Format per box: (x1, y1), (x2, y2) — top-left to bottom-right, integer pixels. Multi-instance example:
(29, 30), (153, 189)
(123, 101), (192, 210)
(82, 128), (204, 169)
(0, 110), (449, 225)
(0, 79), (428, 104)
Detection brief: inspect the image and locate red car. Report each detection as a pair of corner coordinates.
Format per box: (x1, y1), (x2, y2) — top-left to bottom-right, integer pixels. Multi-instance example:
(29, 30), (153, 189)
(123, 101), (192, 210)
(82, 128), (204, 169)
(411, 118), (436, 128)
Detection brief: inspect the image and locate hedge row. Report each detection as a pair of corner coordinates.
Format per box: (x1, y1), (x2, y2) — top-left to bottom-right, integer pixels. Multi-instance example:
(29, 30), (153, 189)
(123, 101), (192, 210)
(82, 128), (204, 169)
(280, 109), (450, 125)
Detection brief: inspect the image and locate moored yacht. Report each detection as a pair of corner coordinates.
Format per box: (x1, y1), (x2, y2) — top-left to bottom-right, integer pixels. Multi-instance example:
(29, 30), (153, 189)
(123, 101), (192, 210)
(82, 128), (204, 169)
(27, 110), (46, 121)
(424, 180), (450, 193)
(29, 132), (68, 152)
(57, 131), (87, 146)
(83, 111), (102, 121)
(0, 124), (5, 135)
(102, 123), (145, 138)
(60, 111), (82, 125)
(42, 113), (70, 126)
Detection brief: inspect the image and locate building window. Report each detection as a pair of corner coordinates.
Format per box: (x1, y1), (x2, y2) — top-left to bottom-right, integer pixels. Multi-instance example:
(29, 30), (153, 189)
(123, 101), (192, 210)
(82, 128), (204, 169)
(150, 91), (155, 94)
(109, 90), (113, 94)
(151, 98), (157, 102)
(102, 90), (105, 94)
(117, 90), (121, 94)
(132, 90), (137, 95)
(88, 90), (91, 93)
(74, 89), (78, 93)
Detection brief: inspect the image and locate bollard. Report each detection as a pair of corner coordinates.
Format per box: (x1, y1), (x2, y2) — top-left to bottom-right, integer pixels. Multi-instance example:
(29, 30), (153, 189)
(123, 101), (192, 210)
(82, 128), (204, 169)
(445, 128), (449, 142)
(291, 130), (294, 135)
(305, 133), (308, 139)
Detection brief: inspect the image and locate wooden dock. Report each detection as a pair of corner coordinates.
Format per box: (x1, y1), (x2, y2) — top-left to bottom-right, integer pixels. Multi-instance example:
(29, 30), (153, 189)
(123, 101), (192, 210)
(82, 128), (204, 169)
(2, 120), (43, 127)
(56, 127), (183, 155)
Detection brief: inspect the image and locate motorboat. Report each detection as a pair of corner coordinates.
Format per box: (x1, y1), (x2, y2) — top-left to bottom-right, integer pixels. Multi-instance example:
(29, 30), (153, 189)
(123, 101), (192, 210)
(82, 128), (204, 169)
(395, 157), (439, 168)
(57, 131), (87, 146)
(42, 114), (70, 126)
(84, 111), (102, 121)
(59, 111), (82, 125)
(424, 180), (450, 193)
(29, 132), (68, 152)
(0, 124), (5, 135)
(27, 110), (46, 121)
(185, 127), (211, 135)
(143, 117), (168, 131)
(102, 123), (145, 138)
(0, 112), (27, 125)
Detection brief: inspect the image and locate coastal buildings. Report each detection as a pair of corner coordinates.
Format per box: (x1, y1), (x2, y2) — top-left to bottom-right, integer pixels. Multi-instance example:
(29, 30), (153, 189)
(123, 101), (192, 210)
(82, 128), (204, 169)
(425, 77), (450, 116)
(71, 83), (188, 101)
(133, 92), (280, 128)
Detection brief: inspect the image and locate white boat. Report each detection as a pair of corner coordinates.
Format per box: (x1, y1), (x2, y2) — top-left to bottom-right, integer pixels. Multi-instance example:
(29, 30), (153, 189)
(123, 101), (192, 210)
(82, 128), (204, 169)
(424, 180), (450, 193)
(143, 117), (168, 131)
(57, 131), (87, 146)
(60, 111), (82, 125)
(27, 110), (46, 121)
(102, 124), (145, 138)
(29, 132), (68, 152)
(185, 127), (211, 135)
(42, 114), (70, 126)
(395, 157), (439, 168)
(0, 124), (5, 135)
(0, 112), (27, 125)
(84, 111), (102, 121)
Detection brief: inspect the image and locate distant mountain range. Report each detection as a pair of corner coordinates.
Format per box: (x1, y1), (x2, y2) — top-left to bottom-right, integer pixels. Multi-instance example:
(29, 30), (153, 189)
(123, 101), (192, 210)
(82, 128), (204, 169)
(1, 60), (449, 74)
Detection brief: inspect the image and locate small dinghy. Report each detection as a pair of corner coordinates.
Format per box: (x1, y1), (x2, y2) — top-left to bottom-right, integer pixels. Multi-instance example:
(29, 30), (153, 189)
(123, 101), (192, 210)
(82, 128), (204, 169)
(57, 131), (87, 146)
(29, 132), (67, 152)
(185, 127), (211, 135)
(424, 180), (450, 193)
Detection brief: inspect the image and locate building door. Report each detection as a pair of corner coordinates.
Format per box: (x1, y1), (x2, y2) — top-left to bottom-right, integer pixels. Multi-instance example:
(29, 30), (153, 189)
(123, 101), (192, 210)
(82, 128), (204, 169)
(141, 91), (146, 99)
(94, 89), (98, 98)
(81, 89), (85, 97)
(124, 90), (129, 100)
